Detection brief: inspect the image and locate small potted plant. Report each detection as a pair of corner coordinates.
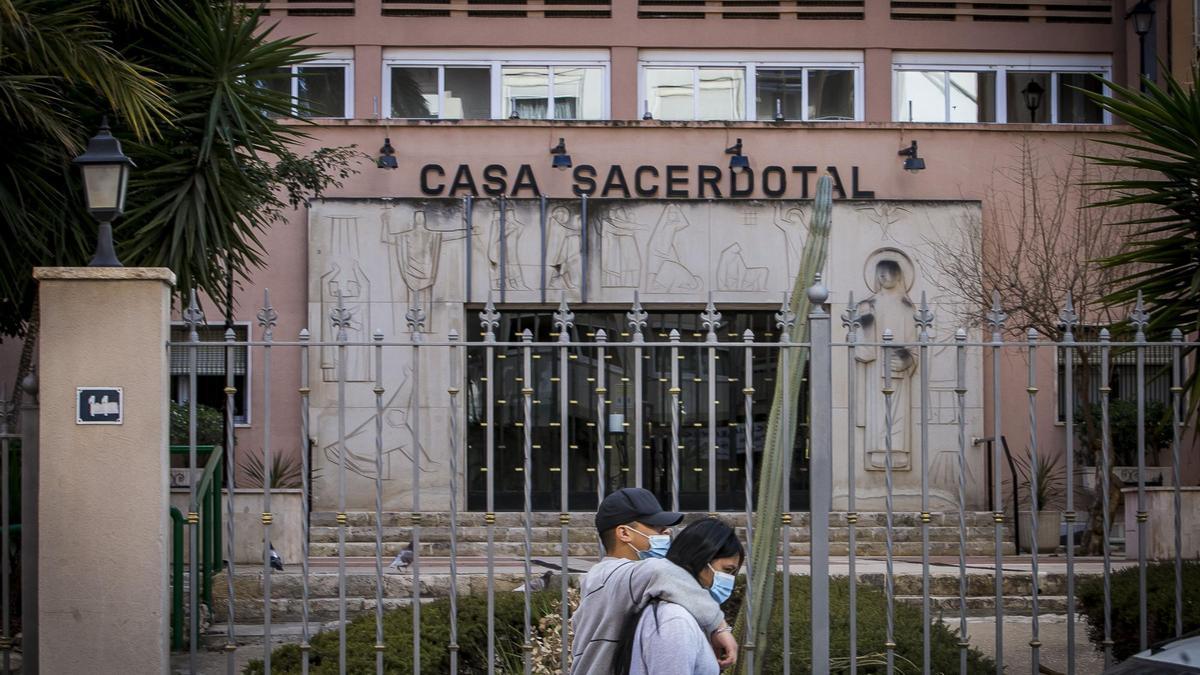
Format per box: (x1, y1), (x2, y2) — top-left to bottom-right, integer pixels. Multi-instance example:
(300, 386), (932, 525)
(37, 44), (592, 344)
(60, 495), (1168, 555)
(1012, 451), (1066, 554)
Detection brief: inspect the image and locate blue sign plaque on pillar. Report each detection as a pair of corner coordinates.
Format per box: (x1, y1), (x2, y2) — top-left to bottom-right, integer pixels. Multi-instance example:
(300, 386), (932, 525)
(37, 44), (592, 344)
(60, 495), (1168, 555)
(76, 387), (123, 424)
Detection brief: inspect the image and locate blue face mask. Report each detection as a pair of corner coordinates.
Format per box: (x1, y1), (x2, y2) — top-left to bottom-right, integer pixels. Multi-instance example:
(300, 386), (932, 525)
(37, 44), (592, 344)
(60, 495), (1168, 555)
(707, 563), (736, 605)
(626, 527), (671, 560)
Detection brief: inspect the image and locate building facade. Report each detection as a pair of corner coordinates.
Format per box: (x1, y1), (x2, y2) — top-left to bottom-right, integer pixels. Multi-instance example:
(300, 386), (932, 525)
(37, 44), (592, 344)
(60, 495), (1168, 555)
(185, 0), (1197, 514)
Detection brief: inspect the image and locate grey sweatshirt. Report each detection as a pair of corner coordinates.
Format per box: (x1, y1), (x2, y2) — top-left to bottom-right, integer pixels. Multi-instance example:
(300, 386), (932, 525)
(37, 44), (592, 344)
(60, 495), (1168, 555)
(629, 602), (720, 675)
(569, 557), (723, 675)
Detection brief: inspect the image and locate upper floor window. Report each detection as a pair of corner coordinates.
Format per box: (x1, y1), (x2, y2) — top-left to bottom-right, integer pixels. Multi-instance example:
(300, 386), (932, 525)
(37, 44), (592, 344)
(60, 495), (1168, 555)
(255, 52), (354, 119)
(170, 324), (250, 426)
(640, 51), (863, 122)
(893, 53), (1109, 124)
(384, 49), (608, 120)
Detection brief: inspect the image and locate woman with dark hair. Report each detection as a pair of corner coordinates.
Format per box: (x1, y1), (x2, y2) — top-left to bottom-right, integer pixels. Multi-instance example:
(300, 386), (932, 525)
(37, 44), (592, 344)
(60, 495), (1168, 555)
(614, 517), (744, 675)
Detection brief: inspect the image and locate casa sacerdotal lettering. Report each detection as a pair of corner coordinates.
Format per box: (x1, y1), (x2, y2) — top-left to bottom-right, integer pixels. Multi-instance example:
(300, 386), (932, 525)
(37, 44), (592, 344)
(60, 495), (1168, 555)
(419, 163), (875, 199)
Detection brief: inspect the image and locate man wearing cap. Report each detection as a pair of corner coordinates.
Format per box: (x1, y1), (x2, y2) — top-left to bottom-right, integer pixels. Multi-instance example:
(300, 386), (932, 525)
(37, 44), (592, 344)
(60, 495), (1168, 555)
(569, 488), (737, 673)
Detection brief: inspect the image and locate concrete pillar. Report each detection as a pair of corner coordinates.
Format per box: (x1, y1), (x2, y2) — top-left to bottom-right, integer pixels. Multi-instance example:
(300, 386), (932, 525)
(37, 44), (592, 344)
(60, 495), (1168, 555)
(33, 267), (174, 675)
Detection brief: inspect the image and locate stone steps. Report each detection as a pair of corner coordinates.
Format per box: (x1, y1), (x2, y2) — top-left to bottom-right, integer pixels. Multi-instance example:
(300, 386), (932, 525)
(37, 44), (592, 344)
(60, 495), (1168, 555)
(212, 570), (1070, 623)
(896, 595), (1069, 616)
(307, 524), (1001, 545)
(310, 511), (1006, 529)
(306, 539), (1014, 558)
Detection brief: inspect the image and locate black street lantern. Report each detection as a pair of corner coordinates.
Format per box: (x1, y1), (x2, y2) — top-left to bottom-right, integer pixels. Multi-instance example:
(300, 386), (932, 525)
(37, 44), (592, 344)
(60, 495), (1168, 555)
(1128, 0), (1155, 92)
(1021, 80), (1045, 123)
(73, 117), (134, 267)
(1129, 0), (1154, 36)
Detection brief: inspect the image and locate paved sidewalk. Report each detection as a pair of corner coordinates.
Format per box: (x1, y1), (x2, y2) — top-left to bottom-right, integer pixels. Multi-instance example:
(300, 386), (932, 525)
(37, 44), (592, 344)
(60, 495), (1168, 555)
(965, 614), (1107, 675)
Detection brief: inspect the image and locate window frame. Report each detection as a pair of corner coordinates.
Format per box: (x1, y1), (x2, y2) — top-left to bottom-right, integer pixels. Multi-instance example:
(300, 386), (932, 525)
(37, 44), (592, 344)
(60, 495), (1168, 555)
(892, 53), (1112, 124)
(381, 49), (610, 120)
(638, 50), (865, 122)
(170, 321), (253, 428)
(275, 53), (354, 119)
(1052, 325), (1174, 425)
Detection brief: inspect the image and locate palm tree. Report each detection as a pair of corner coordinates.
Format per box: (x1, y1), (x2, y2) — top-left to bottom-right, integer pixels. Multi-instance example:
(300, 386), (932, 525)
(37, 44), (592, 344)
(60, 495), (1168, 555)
(1085, 64), (1200, 414)
(0, 0), (359, 399)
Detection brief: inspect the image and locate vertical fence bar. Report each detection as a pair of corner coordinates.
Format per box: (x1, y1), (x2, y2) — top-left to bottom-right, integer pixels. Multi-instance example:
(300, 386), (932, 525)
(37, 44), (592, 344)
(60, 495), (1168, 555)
(17, 374), (35, 675)
(703, 294), (721, 516)
(808, 281), (832, 673)
(1130, 294), (1149, 651)
(298, 328), (313, 675)
(596, 329), (608, 558)
(881, 329), (897, 675)
(778, 295), (793, 675)
(669, 329), (681, 512)
(332, 295), (350, 675)
(481, 298), (500, 675)
(915, 294), (933, 675)
(954, 328), (969, 675)
(554, 297), (574, 670)
(740, 328), (756, 673)
(184, 291), (201, 672)
(1170, 328), (1183, 638)
(1060, 295), (1078, 675)
(223, 325), (240, 674)
(629, 294), (646, 488)
(580, 194), (589, 303)
(372, 329), (386, 675)
(407, 306), (427, 673)
(985, 292), (1007, 675)
(841, 295), (861, 675)
(465, 196), (474, 304)
(259, 291), (277, 673)
(539, 195), (548, 304)
(1099, 329), (1114, 668)
(0, 401), (10, 675)
(1026, 328), (1042, 673)
(499, 196), (508, 304)
(520, 329), (534, 675)
(448, 329), (462, 675)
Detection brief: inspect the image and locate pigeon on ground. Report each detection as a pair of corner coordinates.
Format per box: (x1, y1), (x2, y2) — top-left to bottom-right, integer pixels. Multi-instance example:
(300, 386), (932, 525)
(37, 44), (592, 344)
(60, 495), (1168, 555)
(514, 570), (555, 593)
(269, 544), (284, 572)
(389, 542), (414, 571)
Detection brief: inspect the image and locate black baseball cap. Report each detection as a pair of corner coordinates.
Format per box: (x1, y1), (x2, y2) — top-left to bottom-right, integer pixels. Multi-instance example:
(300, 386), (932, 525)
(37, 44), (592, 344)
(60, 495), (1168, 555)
(595, 488), (683, 534)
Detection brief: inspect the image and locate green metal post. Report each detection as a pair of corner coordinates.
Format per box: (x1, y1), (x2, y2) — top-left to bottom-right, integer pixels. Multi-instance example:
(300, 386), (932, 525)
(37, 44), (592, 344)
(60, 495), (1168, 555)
(170, 507), (185, 650)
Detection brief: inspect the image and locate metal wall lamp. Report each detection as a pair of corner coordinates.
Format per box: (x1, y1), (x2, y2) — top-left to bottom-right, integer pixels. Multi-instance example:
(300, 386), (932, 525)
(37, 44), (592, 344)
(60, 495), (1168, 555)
(898, 140), (926, 172)
(725, 138), (749, 171)
(377, 137), (398, 169)
(550, 138), (572, 169)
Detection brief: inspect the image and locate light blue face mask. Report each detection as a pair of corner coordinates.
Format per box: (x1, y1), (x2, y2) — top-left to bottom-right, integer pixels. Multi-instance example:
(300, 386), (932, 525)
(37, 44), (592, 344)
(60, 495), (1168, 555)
(625, 527), (671, 560)
(707, 563), (736, 605)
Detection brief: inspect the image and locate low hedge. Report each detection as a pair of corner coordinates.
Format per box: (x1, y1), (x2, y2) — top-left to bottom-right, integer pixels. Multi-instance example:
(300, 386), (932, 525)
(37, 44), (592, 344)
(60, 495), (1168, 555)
(725, 574), (995, 674)
(1078, 559), (1200, 662)
(247, 575), (996, 674)
(245, 589), (557, 674)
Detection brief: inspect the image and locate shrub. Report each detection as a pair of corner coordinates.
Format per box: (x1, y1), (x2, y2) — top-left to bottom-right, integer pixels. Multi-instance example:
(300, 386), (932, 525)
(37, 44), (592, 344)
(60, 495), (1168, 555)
(1077, 399), (1173, 466)
(1077, 559), (1200, 662)
(169, 401), (224, 446)
(245, 589), (560, 674)
(247, 575), (995, 674)
(726, 574), (996, 674)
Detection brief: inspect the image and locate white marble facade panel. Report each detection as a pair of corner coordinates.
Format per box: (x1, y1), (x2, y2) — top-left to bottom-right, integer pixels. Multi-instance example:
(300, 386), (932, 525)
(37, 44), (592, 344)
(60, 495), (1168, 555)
(309, 197), (984, 511)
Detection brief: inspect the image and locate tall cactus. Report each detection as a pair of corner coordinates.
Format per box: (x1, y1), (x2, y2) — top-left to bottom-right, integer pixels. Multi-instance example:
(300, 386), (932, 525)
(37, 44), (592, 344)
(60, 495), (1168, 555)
(735, 174), (833, 672)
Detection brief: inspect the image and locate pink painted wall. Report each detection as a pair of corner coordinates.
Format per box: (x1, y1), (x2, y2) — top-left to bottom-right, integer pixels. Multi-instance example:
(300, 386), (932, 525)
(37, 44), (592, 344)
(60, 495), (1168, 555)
(211, 122), (1196, 494)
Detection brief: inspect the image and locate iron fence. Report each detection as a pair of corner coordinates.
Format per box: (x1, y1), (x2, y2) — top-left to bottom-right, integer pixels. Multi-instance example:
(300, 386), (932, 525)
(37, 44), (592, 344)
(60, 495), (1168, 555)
(166, 280), (1196, 675)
